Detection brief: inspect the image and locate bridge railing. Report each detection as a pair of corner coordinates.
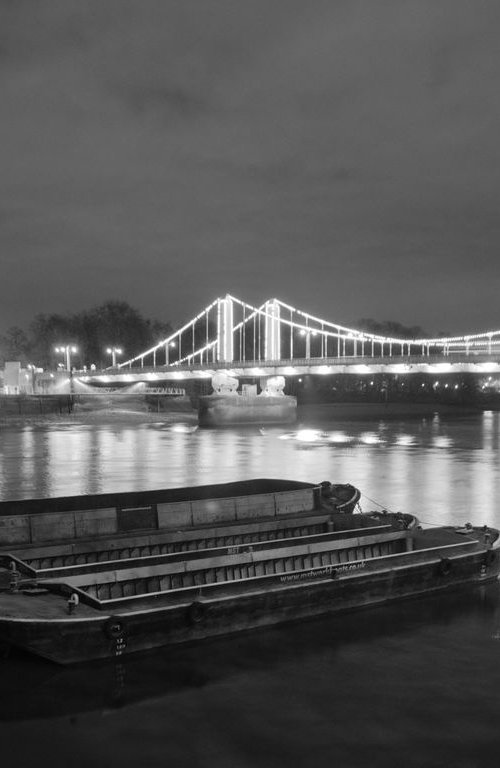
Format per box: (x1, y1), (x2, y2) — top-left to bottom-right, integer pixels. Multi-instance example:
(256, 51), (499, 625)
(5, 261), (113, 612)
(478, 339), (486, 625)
(80, 350), (500, 378)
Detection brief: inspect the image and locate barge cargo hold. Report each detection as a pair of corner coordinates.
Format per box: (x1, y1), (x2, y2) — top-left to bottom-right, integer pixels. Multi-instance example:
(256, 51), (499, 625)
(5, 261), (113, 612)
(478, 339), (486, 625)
(0, 479), (498, 664)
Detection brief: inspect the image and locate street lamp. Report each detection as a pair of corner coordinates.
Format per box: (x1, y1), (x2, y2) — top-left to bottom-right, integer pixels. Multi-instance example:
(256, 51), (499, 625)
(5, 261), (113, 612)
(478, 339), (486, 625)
(106, 346), (123, 367)
(55, 345), (77, 371)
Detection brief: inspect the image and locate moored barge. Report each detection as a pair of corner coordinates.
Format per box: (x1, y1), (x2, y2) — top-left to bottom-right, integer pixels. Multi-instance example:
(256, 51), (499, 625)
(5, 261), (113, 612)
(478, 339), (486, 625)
(0, 479), (498, 664)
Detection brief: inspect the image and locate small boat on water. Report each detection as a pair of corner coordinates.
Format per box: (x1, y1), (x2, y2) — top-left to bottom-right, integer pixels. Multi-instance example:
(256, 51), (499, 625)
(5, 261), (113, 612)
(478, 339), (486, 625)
(0, 479), (498, 665)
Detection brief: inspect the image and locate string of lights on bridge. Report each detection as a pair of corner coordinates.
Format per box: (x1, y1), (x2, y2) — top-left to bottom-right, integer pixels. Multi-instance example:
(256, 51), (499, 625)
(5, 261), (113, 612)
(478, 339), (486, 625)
(113, 294), (500, 372)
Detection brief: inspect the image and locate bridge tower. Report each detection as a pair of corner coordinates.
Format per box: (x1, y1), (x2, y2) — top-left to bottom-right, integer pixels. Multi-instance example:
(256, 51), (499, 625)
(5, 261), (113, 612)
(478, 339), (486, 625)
(264, 299), (281, 361)
(216, 295), (234, 362)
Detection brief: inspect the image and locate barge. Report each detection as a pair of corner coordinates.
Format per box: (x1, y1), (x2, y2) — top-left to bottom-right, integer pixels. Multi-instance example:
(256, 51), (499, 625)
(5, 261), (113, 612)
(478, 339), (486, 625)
(0, 479), (498, 664)
(198, 374), (297, 427)
(198, 393), (297, 426)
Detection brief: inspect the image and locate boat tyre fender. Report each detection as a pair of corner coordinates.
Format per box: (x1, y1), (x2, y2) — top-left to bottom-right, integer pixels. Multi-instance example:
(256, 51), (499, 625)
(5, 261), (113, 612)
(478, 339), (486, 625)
(187, 601), (207, 626)
(439, 558), (452, 577)
(485, 550), (497, 568)
(104, 617), (127, 641)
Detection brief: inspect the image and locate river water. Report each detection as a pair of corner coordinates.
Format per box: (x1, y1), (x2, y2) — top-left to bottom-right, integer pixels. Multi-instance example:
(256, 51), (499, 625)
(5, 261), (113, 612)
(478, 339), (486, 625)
(1, 407), (500, 767)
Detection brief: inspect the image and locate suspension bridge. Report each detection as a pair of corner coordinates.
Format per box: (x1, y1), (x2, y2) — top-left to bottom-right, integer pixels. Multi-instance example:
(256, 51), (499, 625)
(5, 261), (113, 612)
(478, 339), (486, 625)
(77, 294), (500, 386)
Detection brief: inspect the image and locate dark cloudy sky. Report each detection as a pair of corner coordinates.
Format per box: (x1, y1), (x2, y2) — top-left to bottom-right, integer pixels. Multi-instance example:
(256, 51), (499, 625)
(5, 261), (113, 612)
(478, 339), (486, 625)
(2, 0), (500, 336)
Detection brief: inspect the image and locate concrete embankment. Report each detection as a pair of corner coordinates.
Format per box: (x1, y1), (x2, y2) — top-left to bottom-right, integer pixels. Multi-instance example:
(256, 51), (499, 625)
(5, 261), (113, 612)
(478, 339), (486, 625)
(0, 394), (74, 418)
(0, 394), (197, 426)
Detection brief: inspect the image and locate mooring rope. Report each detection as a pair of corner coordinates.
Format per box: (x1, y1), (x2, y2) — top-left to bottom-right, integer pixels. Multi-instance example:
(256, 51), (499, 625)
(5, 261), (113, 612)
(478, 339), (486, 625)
(360, 491), (443, 527)
(359, 492), (397, 514)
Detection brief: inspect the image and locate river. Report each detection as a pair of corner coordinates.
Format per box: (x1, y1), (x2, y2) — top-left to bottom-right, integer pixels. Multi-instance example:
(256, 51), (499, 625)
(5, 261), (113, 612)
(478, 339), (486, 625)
(1, 407), (500, 767)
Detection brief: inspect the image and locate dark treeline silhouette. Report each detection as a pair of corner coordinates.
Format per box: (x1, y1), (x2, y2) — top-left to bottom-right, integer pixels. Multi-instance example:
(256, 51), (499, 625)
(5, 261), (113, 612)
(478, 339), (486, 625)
(0, 301), (173, 369)
(0, 305), (442, 371)
(355, 319), (430, 338)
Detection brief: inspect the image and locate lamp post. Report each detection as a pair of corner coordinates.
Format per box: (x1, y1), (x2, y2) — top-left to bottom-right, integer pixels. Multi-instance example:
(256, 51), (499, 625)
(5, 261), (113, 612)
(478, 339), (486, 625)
(55, 345), (77, 371)
(106, 346), (123, 367)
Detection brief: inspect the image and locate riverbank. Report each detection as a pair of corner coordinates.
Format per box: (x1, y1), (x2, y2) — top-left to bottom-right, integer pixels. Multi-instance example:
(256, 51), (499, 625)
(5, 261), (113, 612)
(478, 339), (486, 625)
(0, 408), (199, 429)
(0, 393), (197, 427)
(0, 399), (486, 428)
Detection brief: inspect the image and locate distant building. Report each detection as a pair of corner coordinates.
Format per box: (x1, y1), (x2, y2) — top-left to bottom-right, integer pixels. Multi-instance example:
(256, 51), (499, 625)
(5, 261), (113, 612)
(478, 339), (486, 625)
(2, 362), (34, 394)
(2, 362), (46, 394)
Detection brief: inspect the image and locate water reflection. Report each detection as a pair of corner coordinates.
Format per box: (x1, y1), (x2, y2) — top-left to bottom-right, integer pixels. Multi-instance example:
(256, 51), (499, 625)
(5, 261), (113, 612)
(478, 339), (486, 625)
(1, 584), (498, 723)
(0, 410), (499, 531)
(1, 410), (500, 766)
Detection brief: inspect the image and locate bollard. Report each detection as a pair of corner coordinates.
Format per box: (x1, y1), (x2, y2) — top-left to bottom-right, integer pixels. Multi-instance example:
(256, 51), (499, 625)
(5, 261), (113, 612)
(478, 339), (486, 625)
(67, 593), (79, 614)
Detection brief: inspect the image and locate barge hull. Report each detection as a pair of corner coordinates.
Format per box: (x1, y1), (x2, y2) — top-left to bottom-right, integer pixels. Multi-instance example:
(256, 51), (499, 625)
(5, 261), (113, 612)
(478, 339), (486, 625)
(198, 395), (297, 426)
(1, 545), (498, 665)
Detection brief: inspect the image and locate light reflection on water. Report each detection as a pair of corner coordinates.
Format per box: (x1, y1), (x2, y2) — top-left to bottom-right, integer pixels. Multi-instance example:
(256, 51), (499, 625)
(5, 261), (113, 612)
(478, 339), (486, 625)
(1, 408), (500, 763)
(1, 409), (500, 528)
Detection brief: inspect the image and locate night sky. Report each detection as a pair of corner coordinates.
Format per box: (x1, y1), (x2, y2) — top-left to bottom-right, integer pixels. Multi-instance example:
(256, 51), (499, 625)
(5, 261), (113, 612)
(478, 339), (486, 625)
(2, 1), (500, 337)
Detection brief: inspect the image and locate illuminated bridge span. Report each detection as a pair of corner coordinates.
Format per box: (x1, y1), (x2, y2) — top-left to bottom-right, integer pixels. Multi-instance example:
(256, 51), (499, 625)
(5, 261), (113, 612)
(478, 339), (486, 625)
(80, 295), (500, 383)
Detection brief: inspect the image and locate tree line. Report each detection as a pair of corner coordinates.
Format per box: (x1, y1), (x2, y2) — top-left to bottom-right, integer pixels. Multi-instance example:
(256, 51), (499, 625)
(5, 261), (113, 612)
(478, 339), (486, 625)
(356, 318), (430, 338)
(0, 301), (433, 371)
(0, 301), (173, 370)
